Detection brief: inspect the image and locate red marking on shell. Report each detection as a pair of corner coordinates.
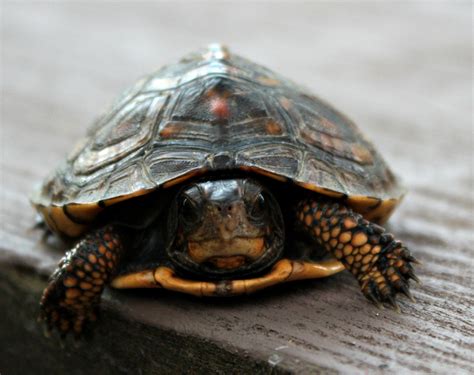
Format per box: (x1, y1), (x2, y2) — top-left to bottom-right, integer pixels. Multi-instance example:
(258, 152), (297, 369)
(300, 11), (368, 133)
(210, 97), (230, 120)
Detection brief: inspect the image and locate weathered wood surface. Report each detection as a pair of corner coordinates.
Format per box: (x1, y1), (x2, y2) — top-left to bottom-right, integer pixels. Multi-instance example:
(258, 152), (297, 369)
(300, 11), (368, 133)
(1, 2), (472, 374)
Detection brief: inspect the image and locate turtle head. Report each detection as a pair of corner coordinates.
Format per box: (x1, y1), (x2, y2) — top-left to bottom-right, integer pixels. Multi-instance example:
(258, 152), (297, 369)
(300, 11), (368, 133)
(167, 178), (285, 278)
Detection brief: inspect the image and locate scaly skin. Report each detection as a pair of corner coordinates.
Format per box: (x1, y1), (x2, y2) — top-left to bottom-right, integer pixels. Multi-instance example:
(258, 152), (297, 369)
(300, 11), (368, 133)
(296, 198), (418, 309)
(39, 225), (124, 336)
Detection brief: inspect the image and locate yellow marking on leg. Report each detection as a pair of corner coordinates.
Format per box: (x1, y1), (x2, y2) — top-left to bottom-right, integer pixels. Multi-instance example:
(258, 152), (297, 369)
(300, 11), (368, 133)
(352, 232), (368, 246)
(343, 218), (357, 229)
(331, 227), (341, 238)
(343, 244), (353, 256)
(63, 277), (77, 287)
(65, 289), (81, 299)
(339, 232), (352, 243)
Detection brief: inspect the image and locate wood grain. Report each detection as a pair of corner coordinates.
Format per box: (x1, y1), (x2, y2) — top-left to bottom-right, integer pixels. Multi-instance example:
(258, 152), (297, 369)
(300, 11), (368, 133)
(1, 2), (472, 374)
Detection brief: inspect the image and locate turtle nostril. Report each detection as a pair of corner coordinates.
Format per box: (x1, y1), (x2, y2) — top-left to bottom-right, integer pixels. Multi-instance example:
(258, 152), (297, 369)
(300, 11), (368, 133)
(216, 204), (234, 213)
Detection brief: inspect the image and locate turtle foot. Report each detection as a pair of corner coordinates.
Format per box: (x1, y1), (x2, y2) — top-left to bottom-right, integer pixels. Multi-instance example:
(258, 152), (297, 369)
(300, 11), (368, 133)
(39, 291), (98, 338)
(359, 244), (419, 311)
(38, 225), (124, 337)
(39, 262), (101, 338)
(295, 198), (419, 311)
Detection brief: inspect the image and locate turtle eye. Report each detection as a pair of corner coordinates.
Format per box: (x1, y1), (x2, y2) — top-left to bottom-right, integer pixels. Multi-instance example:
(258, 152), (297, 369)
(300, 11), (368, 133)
(250, 193), (266, 221)
(180, 197), (200, 225)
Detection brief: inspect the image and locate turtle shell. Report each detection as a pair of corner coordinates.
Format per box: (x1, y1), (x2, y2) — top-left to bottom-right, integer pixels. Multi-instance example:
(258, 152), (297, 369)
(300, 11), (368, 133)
(32, 44), (405, 237)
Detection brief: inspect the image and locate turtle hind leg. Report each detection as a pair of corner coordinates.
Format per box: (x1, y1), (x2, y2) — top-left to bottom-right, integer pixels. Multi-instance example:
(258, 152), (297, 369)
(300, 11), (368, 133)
(39, 225), (125, 337)
(295, 198), (419, 310)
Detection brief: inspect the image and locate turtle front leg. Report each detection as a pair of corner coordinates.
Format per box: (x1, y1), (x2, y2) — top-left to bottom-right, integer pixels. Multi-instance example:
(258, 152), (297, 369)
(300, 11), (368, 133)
(295, 198), (418, 310)
(39, 225), (125, 337)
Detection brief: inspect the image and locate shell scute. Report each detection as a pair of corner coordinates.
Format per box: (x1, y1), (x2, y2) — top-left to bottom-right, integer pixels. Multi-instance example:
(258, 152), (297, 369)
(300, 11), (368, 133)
(72, 94), (167, 175)
(236, 143), (301, 179)
(146, 147), (210, 186)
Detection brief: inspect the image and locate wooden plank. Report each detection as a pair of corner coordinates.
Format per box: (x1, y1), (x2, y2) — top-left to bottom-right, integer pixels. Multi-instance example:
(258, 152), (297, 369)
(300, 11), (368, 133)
(1, 2), (472, 374)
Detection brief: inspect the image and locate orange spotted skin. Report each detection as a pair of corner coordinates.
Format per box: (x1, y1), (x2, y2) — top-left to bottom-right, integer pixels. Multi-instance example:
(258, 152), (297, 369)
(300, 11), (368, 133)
(39, 225), (124, 336)
(296, 199), (418, 308)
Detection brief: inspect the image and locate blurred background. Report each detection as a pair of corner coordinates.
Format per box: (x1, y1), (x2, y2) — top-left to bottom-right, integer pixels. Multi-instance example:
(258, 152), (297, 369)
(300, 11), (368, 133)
(1, 2), (472, 374)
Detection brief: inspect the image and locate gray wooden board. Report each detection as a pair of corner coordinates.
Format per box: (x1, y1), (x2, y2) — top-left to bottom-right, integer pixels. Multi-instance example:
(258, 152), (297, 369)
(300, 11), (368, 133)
(1, 2), (472, 374)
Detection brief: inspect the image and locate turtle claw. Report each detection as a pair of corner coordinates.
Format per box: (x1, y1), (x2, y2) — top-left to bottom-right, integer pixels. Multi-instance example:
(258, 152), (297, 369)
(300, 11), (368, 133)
(41, 322), (52, 339)
(39, 303), (95, 339)
(359, 243), (419, 310)
(400, 284), (416, 302)
(365, 290), (383, 309)
(407, 270), (421, 284)
(406, 255), (421, 265)
(386, 296), (401, 313)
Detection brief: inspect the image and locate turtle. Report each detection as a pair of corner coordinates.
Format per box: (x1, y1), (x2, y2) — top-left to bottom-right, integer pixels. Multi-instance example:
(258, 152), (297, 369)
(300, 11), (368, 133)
(33, 44), (418, 336)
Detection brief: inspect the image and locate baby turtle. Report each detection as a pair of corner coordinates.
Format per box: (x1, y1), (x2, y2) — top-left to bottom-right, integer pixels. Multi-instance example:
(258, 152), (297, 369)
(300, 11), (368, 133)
(33, 44), (418, 336)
